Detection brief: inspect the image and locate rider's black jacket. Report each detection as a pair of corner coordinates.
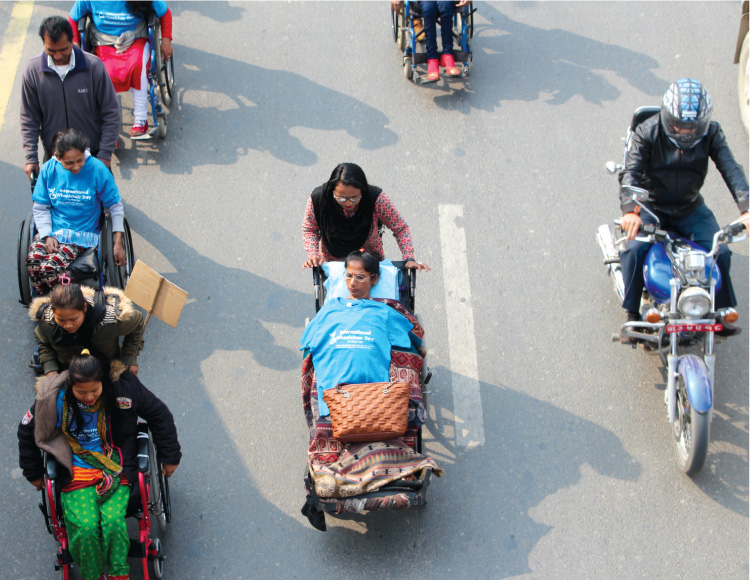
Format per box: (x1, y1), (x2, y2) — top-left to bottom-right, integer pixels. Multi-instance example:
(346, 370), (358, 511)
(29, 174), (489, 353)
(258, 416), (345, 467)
(619, 114), (749, 219)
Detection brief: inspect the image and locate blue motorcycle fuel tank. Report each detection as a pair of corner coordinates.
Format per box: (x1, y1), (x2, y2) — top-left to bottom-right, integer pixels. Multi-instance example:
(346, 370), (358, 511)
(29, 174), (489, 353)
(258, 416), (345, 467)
(644, 239), (722, 304)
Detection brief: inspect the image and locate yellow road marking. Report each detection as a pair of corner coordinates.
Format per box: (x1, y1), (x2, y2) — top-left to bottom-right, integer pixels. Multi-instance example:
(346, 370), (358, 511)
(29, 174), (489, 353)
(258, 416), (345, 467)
(0, 2), (34, 133)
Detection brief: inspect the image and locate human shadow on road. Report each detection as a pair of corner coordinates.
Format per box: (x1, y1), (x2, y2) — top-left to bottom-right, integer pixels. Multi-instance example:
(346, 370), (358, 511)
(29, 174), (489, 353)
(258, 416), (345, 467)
(319, 367), (642, 578)
(429, 3), (667, 113)
(115, 43), (398, 177)
(123, 203), (309, 371)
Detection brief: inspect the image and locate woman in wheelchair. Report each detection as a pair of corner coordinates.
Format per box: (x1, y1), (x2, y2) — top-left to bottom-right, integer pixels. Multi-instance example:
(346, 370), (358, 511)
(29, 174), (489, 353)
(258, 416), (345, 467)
(301, 251), (416, 409)
(30, 281), (145, 377)
(300, 251), (440, 528)
(391, 1), (470, 81)
(26, 129), (125, 297)
(70, 1), (173, 138)
(302, 162), (431, 272)
(18, 350), (180, 580)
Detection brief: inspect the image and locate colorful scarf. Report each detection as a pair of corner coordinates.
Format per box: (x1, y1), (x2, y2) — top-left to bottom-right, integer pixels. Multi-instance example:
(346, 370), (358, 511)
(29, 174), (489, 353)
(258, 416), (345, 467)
(62, 396), (122, 503)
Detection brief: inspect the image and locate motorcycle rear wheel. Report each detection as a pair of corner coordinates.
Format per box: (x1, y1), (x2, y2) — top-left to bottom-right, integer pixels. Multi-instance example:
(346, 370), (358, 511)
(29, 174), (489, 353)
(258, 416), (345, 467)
(673, 374), (709, 475)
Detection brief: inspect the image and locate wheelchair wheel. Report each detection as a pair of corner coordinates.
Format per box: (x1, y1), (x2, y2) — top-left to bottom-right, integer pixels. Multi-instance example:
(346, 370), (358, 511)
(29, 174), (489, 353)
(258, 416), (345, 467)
(391, 6), (400, 43)
(148, 435), (169, 532)
(156, 112), (167, 139)
(153, 20), (175, 107)
(404, 56), (413, 80)
(17, 213), (33, 306)
(149, 537), (165, 579)
(103, 217), (135, 290)
(458, 3), (474, 40)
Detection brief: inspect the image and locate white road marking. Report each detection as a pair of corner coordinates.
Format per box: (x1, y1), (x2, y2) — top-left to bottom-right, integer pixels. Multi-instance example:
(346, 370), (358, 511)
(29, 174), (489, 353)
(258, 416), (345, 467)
(438, 203), (485, 448)
(0, 2), (33, 133)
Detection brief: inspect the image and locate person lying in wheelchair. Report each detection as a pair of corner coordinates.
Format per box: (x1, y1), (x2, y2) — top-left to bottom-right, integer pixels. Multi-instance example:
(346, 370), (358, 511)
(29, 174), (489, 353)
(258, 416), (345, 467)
(30, 281), (145, 377)
(18, 350), (180, 580)
(300, 251), (441, 529)
(26, 129), (125, 298)
(70, 1), (173, 139)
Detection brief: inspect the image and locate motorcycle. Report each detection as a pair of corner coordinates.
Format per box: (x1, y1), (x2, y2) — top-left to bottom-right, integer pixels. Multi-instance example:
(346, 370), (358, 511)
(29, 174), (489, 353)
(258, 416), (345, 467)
(596, 107), (748, 475)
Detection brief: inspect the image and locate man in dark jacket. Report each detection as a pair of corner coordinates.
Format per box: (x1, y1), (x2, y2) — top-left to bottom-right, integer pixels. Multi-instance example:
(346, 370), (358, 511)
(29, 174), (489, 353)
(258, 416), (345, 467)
(618, 78), (749, 333)
(20, 16), (120, 178)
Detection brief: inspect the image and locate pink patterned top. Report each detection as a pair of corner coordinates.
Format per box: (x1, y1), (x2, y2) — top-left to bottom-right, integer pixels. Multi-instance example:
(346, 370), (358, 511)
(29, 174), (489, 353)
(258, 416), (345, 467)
(302, 191), (416, 262)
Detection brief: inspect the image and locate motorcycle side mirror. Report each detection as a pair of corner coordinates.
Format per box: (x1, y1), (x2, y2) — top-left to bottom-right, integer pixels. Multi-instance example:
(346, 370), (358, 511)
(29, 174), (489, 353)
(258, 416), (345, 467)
(605, 161), (619, 174)
(622, 185), (649, 201)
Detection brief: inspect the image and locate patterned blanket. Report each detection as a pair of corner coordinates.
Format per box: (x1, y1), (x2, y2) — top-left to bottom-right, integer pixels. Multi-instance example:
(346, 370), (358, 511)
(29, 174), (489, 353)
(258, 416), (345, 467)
(301, 299), (442, 505)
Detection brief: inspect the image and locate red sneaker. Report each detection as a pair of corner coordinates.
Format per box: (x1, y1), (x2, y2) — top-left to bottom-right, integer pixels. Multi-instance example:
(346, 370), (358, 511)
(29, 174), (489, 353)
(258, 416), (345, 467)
(427, 58), (439, 82)
(130, 120), (150, 139)
(440, 53), (460, 76)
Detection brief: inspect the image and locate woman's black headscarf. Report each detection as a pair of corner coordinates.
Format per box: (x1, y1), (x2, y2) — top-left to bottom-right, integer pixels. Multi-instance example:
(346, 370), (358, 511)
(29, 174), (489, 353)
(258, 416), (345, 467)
(310, 163), (382, 259)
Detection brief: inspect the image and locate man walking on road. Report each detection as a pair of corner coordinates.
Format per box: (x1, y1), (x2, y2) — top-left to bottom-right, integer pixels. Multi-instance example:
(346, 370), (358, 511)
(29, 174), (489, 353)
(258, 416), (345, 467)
(20, 15), (119, 178)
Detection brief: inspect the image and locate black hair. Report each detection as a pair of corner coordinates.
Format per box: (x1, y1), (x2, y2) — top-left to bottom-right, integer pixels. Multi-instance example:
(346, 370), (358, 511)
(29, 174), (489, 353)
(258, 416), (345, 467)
(126, 2), (153, 20)
(50, 283), (87, 312)
(65, 353), (116, 435)
(53, 128), (89, 159)
(345, 250), (380, 277)
(321, 163), (375, 235)
(39, 16), (73, 43)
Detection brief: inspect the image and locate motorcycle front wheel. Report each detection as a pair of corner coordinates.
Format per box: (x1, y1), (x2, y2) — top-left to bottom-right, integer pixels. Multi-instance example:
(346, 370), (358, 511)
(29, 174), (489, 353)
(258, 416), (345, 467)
(673, 374), (710, 475)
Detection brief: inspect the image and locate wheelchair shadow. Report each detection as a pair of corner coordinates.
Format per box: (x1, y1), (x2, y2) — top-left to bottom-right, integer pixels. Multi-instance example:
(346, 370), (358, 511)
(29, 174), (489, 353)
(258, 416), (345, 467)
(430, 3), (667, 113)
(114, 43), (397, 177)
(318, 367), (642, 578)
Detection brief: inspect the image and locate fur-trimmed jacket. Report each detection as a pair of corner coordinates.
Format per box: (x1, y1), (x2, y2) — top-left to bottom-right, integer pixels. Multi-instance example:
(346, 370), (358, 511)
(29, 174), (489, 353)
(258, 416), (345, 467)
(30, 286), (144, 375)
(17, 362), (181, 489)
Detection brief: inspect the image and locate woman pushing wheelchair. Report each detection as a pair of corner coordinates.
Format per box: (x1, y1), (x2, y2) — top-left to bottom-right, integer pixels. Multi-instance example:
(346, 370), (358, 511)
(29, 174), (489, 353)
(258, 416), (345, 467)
(18, 350), (180, 580)
(301, 162), (431, 271)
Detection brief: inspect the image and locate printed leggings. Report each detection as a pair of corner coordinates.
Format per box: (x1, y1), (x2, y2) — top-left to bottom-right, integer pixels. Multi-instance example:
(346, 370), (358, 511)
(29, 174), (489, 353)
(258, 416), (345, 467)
(61, 484), (130, 580)
(26, 235), (85, 296)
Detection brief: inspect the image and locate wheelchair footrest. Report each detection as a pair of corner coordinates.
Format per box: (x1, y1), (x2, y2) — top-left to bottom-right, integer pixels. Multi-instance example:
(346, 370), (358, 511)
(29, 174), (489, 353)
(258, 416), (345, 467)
(128, 539), (147, 559)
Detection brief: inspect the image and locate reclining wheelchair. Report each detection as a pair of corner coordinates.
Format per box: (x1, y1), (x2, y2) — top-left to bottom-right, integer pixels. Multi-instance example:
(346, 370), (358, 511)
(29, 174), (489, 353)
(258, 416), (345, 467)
(391, 0), (475, 83)
(78, 10), (175, 139)
(39, 422), (171, 580)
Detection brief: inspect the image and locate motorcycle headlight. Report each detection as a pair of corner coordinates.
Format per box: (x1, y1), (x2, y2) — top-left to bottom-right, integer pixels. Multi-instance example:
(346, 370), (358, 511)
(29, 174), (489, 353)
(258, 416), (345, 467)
(677, 287), (712, 319)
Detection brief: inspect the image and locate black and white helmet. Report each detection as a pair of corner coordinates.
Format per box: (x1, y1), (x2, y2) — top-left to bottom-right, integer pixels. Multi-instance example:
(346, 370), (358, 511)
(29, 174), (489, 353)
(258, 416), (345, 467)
(661, 78), (713, 147)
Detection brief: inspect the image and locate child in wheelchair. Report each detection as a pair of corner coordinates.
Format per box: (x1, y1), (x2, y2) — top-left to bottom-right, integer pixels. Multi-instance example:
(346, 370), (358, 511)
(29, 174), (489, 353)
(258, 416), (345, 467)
(27, 128), (125, 297)
(18, 350), (181, 580)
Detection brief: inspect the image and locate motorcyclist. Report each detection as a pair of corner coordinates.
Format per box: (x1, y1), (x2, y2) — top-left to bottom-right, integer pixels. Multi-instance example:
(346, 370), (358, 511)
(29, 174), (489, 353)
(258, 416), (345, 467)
(618, 78), (749, 336)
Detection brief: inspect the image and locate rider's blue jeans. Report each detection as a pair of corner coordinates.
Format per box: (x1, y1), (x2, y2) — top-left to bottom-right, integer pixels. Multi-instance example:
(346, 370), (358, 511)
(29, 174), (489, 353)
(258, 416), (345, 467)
(620, 202), (736, 313)
(419, 1), (455, 60)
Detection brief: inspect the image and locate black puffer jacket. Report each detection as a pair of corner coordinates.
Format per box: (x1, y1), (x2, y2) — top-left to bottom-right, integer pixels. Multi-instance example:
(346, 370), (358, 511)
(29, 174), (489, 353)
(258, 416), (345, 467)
(619, 114), (749, 218)
(18, 363), (181, 489)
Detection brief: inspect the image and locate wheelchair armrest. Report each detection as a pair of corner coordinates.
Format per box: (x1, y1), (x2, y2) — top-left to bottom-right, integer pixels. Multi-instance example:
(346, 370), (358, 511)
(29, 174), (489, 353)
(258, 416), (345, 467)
(45, 453), (59, 480)
(77, 16), (86, 34)
(137, 424), (150, 473)
(147, 12), (158, 28)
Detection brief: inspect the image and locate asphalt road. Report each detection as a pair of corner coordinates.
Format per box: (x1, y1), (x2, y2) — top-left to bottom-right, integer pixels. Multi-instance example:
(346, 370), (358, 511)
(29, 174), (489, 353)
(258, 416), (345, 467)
(1, 2), (747, 579)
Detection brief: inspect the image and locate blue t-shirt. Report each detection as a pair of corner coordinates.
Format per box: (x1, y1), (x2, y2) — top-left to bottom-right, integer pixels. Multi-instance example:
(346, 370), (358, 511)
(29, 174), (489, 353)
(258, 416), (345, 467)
(33, 156), (120, 246)
(71, 1), (168, 36)
(56, 388), (104, 469)
(300, 298), (414, 416)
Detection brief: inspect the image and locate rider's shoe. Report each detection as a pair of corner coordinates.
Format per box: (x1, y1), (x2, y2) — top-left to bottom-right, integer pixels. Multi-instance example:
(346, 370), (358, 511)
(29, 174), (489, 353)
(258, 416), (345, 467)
(427, 59), (440, 82)
(440, 53), (461, 76)
(621, 311), (640, 345)
(130, 120), (150, 139)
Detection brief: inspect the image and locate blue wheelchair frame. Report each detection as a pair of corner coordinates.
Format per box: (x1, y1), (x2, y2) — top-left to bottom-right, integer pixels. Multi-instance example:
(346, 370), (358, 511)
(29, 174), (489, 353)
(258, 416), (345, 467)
(79, 11), (174, 139)
(392, 1), (475, 83)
